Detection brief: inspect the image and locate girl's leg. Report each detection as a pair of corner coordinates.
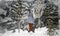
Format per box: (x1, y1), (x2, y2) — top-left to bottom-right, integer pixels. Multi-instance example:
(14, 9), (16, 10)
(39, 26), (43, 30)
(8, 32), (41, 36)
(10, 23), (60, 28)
(29, 23), (33, 32)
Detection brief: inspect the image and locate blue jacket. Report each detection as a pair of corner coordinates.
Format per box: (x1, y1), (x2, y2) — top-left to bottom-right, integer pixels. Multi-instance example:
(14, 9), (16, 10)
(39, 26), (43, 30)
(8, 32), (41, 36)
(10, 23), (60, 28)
(28, 13), (34, 24)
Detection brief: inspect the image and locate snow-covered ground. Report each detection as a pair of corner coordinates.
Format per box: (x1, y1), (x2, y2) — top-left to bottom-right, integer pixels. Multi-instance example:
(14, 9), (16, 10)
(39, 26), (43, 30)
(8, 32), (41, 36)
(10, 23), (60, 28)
(0, 27), (60, 36)
(0, 27), (49, 36)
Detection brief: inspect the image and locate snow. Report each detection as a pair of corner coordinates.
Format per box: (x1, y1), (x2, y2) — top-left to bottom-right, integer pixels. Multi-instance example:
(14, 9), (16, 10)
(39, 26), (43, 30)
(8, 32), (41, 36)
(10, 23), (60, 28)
(0, 0), (60, 36)
(0, 8), (7, 15)
(1, 17), (12, 22)
(0, 27), (49, 36)
(22, 0), (34, 2)
(55, 29), (60, 36)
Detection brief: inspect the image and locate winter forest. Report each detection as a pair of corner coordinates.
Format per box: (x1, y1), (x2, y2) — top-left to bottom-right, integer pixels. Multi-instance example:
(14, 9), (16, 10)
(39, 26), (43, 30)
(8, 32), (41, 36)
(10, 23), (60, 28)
(0, 0), (60, 36)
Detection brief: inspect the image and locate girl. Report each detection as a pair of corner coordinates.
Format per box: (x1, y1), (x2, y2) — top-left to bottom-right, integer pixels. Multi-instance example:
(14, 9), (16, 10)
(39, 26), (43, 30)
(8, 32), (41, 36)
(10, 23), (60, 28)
(28, 12), (35, 32)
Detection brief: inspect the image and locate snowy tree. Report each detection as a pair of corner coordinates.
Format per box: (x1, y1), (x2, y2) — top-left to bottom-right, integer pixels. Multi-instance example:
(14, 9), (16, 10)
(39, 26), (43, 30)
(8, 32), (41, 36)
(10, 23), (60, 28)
(41, 0), (59, 36)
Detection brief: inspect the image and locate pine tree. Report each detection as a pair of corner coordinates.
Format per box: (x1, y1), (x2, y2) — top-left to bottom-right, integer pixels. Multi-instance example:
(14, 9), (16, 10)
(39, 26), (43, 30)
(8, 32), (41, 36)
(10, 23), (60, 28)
(41, 0), (59, 36)
(10, 0), (23, 32)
